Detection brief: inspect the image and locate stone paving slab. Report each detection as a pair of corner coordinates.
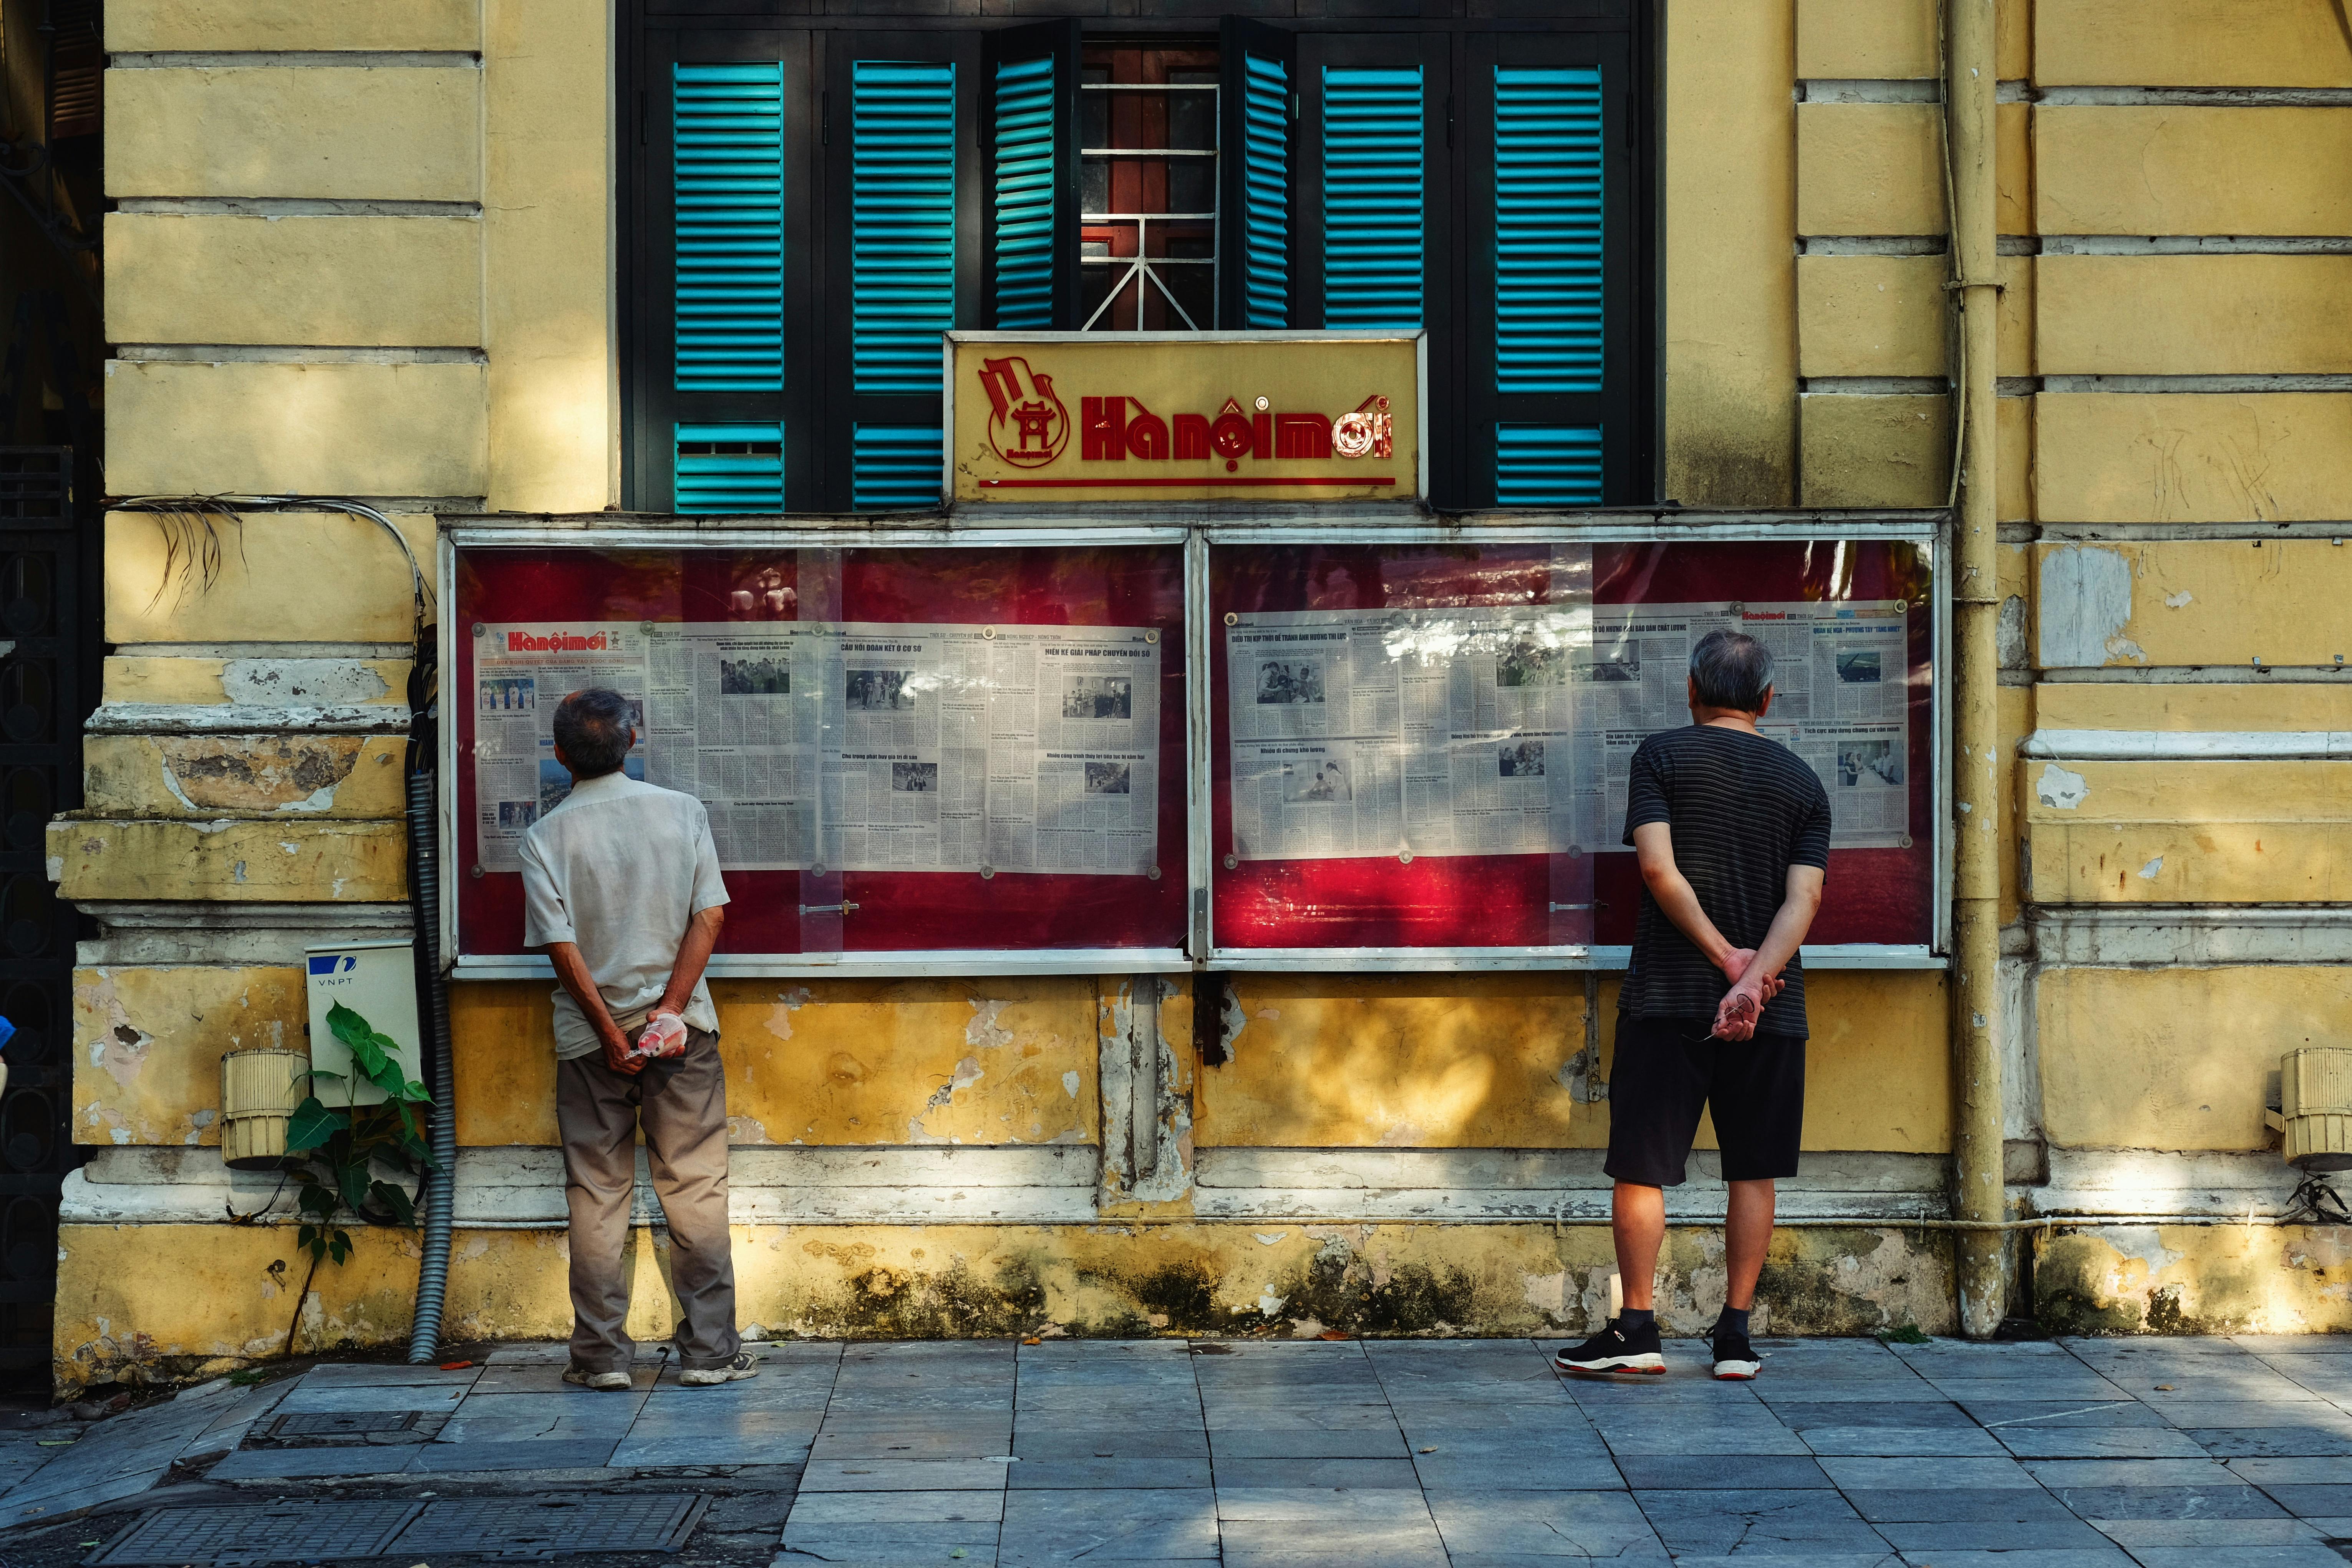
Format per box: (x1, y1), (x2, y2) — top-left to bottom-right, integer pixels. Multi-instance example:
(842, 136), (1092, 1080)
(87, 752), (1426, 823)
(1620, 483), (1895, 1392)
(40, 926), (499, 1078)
(29, 1331), (2352, 1565)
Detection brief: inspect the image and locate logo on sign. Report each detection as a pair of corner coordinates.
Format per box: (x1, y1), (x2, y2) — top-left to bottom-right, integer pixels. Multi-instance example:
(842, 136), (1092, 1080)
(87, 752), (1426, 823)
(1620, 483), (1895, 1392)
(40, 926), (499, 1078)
(971, 361), (1392, 479)
(977, 356), (1070, 469)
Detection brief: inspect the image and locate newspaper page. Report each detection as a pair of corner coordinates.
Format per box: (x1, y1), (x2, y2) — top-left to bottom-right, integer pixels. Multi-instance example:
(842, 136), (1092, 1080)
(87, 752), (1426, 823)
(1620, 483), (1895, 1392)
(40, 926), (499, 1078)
(646, 624), (823, 870)
(1226, 605), (1593, 862)
(820, 622), (1161, 875)
(475, 618), (1161, 878)
(472, 621), (823, 873)
(472, 622), (653, 872)
(1589, 600), (1911, 850)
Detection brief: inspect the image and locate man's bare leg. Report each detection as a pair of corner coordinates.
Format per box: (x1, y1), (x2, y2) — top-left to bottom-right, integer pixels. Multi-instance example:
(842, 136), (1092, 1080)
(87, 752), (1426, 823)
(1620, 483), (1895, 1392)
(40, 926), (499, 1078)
(1707, 1178), (1774, 1380)
(1724, 1178), (1775, 1310)
(1613, 1180), (1666, 1309)
(1555, 1180), (1671, 1374)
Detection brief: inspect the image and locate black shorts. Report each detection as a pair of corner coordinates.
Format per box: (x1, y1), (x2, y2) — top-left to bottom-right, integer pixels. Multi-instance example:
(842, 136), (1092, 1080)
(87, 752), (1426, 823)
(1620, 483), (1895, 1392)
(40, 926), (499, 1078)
(1604, 1013), (1806, 1187)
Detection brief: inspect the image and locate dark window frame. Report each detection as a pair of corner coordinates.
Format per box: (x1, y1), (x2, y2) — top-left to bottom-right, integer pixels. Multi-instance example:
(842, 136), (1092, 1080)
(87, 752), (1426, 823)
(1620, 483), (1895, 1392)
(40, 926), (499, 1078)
(619, 7), (1658, 513)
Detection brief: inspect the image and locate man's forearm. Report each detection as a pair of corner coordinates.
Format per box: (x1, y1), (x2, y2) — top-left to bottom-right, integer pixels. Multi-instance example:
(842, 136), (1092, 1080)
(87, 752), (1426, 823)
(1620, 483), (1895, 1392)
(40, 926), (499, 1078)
(1749, 872), (1827, 983)
(547, 941), (630, 1050)
(1646, 865), (1736, 970)
(657, 907), (725, 1016)
(1749, 901), (1814, 983)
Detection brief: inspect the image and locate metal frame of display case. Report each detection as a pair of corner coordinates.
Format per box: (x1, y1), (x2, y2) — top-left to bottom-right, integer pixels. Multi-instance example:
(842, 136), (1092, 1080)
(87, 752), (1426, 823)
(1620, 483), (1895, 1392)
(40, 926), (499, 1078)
(438, 511), (1949, 980)
(1195, 515), (1951, 971)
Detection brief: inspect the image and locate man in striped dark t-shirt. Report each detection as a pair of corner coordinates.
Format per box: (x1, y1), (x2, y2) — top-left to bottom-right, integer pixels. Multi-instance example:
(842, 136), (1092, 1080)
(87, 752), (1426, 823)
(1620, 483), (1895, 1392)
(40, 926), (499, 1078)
(1557, 628), (1831, 1383)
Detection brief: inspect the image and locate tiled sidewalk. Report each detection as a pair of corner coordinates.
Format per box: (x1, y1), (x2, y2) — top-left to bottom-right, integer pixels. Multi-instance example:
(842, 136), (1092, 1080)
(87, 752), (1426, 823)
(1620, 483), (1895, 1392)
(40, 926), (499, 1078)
(15, 1333), (2352, 1565)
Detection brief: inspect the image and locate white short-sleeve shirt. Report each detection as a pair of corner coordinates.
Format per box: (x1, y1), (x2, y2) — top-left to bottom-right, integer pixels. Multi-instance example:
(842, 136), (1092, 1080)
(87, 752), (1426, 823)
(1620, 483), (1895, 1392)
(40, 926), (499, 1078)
(517, 771), (729, 1058)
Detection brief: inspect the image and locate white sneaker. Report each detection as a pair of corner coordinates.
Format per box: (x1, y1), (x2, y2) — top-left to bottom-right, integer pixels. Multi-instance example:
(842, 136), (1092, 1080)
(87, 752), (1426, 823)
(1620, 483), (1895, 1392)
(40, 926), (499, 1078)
(679, 1350), (761, 1387)
(562, 1365), (632, 1391)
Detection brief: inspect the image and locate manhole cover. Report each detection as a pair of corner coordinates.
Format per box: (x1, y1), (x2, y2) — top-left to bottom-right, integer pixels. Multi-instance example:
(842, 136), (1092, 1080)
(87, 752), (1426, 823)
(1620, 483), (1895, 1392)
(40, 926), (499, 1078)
(86, 1500), (425, 1566)
(390, 1494), (710, 1559)
(269, 1410), (423, 1438)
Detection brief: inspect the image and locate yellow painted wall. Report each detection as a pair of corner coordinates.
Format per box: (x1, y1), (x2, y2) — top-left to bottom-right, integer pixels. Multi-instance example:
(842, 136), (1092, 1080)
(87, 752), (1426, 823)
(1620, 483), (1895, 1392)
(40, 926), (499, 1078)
(2035, 0), (2352, 88)
(75, 975), (1104, 1154)
(2037, 683), (2352, 734)
(101, 656), (411, 708)
(73, 965), (308, 1146)
(2034, 540), (2352, 667)
(108, 0), (479, 51)
(1663, 0), (1796, 506)
(2024, 760), (2352, 903)
(55, 1217), (1961, 1390)
(2039, 966), (2352, 1150)
(1800, 394), (1951, 507)
(2034, 395), (2352, 524)
(83, 735), (408, 818)
(1797, 104), (1947, 237)
(2039, 256), (2352, 376)
(106, 66), (482, 200)
(1198, 971), (1949, 1154)
(2036, 108), (2352, 237)
(484, 0), (613, 512)
(106, 214), (482, 348)
(105, 511), (437, 647)
(49, 819), (408, 903)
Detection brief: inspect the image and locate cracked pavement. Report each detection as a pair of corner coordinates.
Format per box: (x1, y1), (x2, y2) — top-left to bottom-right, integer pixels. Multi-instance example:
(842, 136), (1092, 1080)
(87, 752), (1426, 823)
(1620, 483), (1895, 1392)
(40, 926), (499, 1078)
(7, 1334), (2352, 1565)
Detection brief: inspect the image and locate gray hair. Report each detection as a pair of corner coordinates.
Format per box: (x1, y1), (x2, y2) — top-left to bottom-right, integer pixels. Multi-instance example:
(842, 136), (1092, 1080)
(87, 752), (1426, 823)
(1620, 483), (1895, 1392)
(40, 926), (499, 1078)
(1689, 628), (1774, 712)
(552, 688), (634, 777)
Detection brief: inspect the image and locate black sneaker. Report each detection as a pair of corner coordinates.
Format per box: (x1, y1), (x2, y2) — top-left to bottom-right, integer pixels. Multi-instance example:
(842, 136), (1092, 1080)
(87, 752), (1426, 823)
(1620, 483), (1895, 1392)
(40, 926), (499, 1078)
(1553, 1318), (1665, 1376)
(1710, 1324), (1761, 1381)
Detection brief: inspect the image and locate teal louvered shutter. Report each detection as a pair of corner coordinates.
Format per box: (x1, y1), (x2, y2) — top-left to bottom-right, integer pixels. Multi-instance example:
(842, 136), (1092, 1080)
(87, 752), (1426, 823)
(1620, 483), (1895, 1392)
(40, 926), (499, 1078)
(851, 424), (945, 510)
(1239, 56), (1290, 327)
(1220, 22), (1295, 330)
(674, 423), (786, 513)
(852, 61), (956, 395)
(1494, 425), (1601, 506)
(1490, 63), (1603, 502)
(850, 59), (955, 507)
(991, 56), (1056, 328)
(1320, 66), (1422, 330)
(673, 64), (785, 394)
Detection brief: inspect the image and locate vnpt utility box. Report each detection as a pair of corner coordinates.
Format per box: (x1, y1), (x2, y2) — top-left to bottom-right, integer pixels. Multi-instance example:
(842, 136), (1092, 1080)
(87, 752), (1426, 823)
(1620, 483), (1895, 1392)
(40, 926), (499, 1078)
(305, 939), (423, 1107)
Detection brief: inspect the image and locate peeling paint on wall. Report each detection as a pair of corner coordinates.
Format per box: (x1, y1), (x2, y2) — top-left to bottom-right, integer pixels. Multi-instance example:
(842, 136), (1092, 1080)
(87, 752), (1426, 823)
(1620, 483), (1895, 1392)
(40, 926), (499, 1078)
(220, 658), (392, 706)
(2039, 545), (2135, 669)
(2036, 763), (2090, 810)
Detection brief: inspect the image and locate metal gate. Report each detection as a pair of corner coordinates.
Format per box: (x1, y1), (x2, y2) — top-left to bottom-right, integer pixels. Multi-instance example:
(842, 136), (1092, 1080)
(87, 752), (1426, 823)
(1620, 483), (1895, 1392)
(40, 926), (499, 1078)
(0, 448), (93, 1379)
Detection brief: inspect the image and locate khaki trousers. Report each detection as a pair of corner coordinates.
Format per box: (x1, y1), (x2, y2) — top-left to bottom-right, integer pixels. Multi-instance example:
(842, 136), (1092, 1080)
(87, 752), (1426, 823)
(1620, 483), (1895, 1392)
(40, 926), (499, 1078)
(554, 1027), (741, 1372)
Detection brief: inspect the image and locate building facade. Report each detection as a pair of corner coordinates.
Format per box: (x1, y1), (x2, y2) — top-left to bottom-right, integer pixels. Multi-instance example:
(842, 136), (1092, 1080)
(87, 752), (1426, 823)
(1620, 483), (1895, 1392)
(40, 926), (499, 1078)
(50, 0), (2352, 1390)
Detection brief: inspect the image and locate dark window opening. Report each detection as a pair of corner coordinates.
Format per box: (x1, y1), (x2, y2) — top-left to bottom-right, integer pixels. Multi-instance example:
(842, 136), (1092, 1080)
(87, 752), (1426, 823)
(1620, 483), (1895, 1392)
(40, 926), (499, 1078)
(1080, 44), (1219, 332)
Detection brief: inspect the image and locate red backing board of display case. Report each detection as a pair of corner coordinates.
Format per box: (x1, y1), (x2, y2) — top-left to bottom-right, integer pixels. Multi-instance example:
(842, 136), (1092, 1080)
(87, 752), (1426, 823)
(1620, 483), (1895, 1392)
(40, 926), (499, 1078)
(453, 544), (1188, 958)
(1207, 539), (1934, 952)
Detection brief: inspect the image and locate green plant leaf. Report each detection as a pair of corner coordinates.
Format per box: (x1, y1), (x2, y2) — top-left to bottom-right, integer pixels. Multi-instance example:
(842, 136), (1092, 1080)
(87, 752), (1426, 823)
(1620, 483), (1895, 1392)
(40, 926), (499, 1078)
(284, 1097), (348, 1153)
(328, 1230), (352, 1265)
(325, 1001), (375, 1051)
(336, 1161), (371, 1216)
(370, 1181), (418, 1227)
(307, 1067), (346, 1083)
(298, 1224), (318, 1250)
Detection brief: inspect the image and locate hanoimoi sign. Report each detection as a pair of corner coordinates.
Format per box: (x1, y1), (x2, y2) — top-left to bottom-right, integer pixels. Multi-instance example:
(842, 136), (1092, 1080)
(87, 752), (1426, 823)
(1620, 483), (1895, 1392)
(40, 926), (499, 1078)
(946, 332), (1427, 503)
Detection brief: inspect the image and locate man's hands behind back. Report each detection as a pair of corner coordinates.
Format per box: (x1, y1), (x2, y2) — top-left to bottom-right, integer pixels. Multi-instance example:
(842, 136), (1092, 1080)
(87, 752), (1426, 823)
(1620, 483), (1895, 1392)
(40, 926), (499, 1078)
(1714, 948), (1784, 1043)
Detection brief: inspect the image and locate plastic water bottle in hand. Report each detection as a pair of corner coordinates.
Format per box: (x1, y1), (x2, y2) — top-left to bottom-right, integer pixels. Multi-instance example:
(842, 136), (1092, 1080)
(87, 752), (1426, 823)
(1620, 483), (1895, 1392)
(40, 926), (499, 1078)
(631, 1011), (688, 1061)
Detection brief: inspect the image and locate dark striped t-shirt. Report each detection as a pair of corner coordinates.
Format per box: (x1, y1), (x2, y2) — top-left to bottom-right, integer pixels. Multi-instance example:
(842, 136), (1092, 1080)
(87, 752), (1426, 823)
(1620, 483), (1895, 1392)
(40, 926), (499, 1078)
(1621, 724), (1833, 1038)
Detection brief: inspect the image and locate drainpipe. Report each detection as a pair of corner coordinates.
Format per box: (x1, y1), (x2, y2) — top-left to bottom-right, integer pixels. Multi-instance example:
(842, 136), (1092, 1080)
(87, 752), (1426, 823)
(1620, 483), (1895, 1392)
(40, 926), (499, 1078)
(1945, 0), (2006, 1339)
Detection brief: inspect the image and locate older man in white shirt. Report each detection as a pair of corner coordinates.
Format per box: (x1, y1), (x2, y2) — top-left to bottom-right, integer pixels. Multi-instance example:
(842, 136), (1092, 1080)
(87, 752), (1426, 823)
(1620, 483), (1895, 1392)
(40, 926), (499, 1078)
(517, 687), (756, 1389)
